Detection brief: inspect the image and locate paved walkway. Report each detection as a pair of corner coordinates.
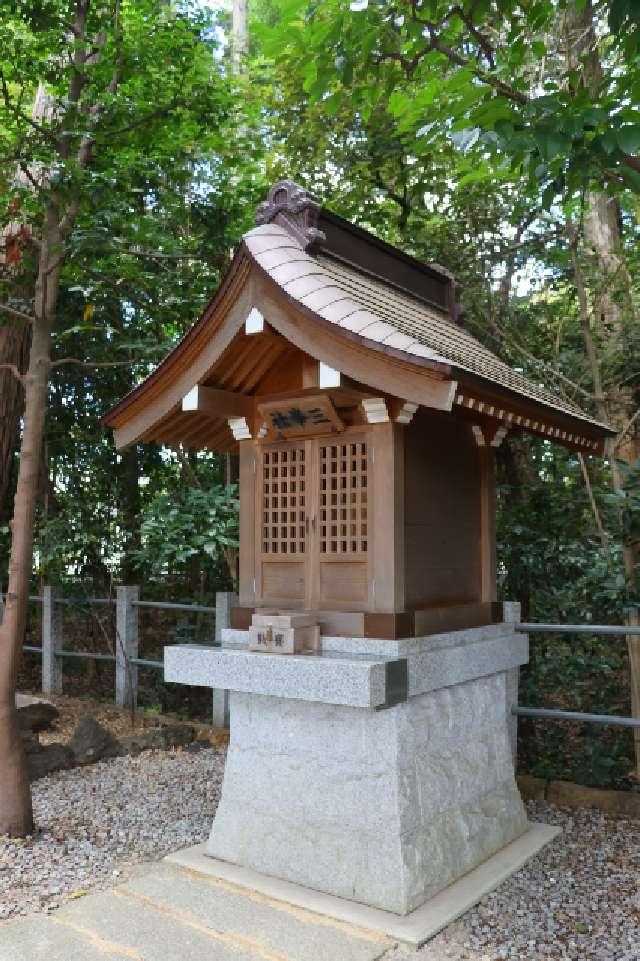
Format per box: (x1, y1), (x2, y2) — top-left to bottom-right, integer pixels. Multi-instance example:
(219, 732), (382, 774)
(0, 861), (400, 961)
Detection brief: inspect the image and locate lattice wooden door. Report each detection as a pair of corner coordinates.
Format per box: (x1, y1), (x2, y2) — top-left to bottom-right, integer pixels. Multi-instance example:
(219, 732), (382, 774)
(257, 442), (308, 606)
(315, 438), (370, 608)
(256, 435), (371, 610)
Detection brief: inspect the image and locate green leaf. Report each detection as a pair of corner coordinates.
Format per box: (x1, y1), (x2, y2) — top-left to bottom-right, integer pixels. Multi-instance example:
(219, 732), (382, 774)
(616, 125), (640, 154)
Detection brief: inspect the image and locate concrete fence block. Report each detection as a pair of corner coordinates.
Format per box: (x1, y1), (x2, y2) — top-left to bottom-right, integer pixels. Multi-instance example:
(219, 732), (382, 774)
(212, 591), (237, 728)
(42, 585), (63, 695)
(503, 600), (522, 624)
(503, 600), (522, 764)
(116, 585), (139, 709)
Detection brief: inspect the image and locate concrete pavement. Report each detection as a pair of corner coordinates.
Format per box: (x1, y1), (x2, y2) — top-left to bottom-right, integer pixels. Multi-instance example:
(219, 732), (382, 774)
(0, 860), (396, 961)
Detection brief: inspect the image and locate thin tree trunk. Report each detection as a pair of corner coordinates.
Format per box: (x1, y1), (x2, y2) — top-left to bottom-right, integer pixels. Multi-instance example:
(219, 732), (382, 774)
(0, 229), (60, 834)
(0, 326), (29, 518)
(232, 0), (248, 71)
(0, 0), (95, 835)
(565, 0), (640, 773)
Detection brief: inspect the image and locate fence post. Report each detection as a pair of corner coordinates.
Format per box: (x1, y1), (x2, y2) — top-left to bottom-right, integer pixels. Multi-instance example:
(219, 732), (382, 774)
(116, 585), (139, 709)
(212, 591), (237, 728)
(42, 585), (63, 695)
(503, 600), (522, 763)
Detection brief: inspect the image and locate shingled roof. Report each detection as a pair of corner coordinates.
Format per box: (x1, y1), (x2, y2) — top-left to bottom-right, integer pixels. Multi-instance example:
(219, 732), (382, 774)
(244, 223), (605, 432)
(103, 180), (613, 453)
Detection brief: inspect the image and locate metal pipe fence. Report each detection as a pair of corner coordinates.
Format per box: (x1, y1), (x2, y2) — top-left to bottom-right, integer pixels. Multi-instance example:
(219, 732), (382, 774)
(1, 587), (237, 726)
(515, 619), (640, 730)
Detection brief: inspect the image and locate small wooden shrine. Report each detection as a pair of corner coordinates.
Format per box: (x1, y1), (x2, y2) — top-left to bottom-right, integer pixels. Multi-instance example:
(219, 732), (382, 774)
(105, 180), (612, 639)
(104, 182), (614, 922)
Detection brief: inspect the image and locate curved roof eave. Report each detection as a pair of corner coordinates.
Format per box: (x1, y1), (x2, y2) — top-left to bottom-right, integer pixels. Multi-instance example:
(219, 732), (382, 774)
(103, 223), (613, 448)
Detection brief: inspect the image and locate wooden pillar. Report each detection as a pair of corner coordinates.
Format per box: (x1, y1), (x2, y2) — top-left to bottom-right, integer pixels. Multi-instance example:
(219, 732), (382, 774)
(238, 440), (257, 608)
(479, 447), (497, 603)
(370, 422), (405, 614)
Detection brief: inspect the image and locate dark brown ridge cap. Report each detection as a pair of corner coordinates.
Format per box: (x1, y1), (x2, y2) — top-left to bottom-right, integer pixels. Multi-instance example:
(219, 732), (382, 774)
(255, 180), (459, 320)
(101, 249), (250, 428)
(317, 207), (454, 286)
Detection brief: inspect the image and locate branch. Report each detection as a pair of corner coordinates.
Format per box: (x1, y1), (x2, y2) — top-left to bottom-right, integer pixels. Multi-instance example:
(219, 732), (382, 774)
(0, 363), (24, 384)
(379, 8), (528, 105)
(485, 315), (593, 401)
(49, 357), (149, 369)
(578, 452), (612, 567)
(0, 303), (35, 325)
(120, 247), (200, 262)
(615, 408), (640, 451)
(102, 97), (183, 138)
(0, 71), (57, 143)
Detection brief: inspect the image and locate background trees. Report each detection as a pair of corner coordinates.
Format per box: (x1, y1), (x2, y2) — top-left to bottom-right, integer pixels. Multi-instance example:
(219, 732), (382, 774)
(1, 0), (639, 819)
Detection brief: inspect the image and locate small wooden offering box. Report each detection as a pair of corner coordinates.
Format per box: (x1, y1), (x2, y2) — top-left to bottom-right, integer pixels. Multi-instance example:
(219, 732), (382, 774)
(249, 612), (320, 655)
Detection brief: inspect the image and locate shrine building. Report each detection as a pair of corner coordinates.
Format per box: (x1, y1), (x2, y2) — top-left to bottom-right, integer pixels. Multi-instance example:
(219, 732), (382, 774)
(103, 181), (613, 926)
(104, 180), (611, 640)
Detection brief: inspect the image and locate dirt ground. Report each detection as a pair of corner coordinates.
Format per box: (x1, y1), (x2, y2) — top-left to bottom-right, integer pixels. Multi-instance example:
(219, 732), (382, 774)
(17, 691), (230, 747)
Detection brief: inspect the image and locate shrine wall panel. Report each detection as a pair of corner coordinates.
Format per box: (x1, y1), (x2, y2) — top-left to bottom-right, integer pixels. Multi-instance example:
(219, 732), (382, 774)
(261, 560), (306, 603)
(319, 561), (368, 605)
(404, 409), (482, 609)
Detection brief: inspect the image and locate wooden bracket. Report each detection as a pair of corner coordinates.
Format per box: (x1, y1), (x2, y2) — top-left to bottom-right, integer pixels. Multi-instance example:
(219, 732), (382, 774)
(228, 417), (252, 441)
(394, 400), (419, 424)
(472, 423), (509, 448)
(361, 397), (389, 424)
(182, 384), (253, 419)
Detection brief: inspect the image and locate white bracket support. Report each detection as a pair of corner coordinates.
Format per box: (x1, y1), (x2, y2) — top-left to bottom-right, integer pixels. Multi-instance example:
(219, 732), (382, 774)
(472, 423), (509, 448)
(491, 426), (508, 448)
(245, 307), (264, 335)
(361, 397), (389, 424)
(228, 417), (252, 441)
(319, 362), (341, 389)
(472, 425), (485, 447)
(395, 402), (418, 425)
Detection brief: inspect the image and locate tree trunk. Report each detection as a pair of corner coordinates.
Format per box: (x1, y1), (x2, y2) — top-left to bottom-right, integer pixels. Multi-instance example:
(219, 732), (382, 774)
(120, 444), (141, 584)
(0, 197), (64, 834)
(232, 0), (248, 71)
(0, 325), (30, 522)
(565, 0), (640, 772)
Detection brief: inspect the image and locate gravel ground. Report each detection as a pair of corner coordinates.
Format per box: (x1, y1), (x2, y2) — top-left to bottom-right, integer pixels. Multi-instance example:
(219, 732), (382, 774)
(404, 801), (640, 961)
(2, 753), (640, 960)
(0, 745), (225, 921)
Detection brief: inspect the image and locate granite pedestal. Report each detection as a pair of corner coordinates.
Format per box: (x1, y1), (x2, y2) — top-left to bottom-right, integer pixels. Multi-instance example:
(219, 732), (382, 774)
(164, 622), (529, 916)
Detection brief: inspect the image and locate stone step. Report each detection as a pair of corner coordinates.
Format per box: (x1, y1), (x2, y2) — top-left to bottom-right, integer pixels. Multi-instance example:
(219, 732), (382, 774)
(119, 862), (391, 961)
(0, 863), (393, 961)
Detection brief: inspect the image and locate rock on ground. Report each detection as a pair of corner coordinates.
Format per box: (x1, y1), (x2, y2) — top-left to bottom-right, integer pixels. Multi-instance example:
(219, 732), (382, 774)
(17, 701), (60, 732)
(0, 746), (224, 921)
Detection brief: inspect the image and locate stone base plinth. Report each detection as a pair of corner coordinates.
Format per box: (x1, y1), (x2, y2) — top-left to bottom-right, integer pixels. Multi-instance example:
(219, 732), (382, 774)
(207, 670), (527, 915)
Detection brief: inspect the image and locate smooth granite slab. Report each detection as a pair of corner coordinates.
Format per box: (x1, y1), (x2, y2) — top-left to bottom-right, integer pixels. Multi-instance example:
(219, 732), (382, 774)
(212, 624), (529, 703)
(164, 644), (398, 708)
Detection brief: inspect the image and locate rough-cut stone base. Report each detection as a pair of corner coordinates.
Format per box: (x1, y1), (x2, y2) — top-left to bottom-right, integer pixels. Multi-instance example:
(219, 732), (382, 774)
(208, 670), (527, 915)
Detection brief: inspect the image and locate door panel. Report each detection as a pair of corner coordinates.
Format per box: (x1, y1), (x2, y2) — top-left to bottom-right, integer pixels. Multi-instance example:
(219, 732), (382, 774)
(257, 442), (307, 608)
(316, 437), (370, 610)
(257, 434), (371, 611)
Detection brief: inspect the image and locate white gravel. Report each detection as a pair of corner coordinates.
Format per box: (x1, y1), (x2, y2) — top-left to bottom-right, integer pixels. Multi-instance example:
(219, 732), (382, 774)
(2, 754), (640, 960)
(403, 801), (640, 961)
(0, 745), (225, 920)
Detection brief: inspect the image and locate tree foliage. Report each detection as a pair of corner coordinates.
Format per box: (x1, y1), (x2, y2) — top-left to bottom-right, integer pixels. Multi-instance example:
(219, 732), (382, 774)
(1, 0), (639, 794)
